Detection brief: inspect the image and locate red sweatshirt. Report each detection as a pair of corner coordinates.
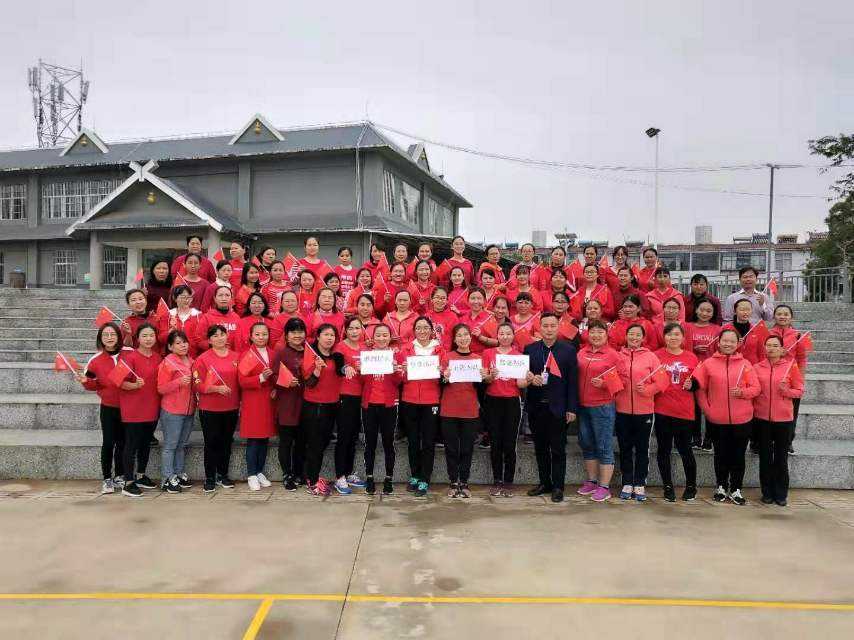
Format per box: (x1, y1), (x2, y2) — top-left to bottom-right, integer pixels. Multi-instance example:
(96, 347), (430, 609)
(82, 349), (132, 407)
(397, 340), (444, 405)
(483, 347), (522, 398)
(195, 307), (241, 352)
(310, 310), (345, 341)
(157, 308), (202, 357)
(608, 317), (657, 351)
(360, 367), (402, 408)
(237, 346), (276, 438)
(115, 349), (162, 424)
(687, 322), (722, 362)
(570, 284), (615, 321)
(234, 315), (275, 354)
(457, 310), (493, 355)
(427, 309), (461, 352)
(615, 347), (661, 415)
(439, 351), (481, 418)
(768, 325), (809, 372)
(653, 348), (699, 420)
(192, 348), (240, 412)
(722, 321), (770, 365)
(334, 264), (357, 298)
(692, 351), (761, 425)
(752, 359), (805, 423)
(334, 341), (364, 397)
(156, 354), (196, 415)
(635, 265), (657, 291)
(577, 344), (624, 408)
(302, 350), (345, 404)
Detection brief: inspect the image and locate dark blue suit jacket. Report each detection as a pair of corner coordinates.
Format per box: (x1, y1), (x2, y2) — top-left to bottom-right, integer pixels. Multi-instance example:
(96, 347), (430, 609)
(524, 340), (579, 418)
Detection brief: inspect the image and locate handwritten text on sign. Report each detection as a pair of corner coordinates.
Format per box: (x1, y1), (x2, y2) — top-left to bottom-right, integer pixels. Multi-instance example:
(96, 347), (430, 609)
(449, 358), (483, 383)
(495, 353), (530, 379)
(406, 355), (440, 381)
(360, 350), (395, 375)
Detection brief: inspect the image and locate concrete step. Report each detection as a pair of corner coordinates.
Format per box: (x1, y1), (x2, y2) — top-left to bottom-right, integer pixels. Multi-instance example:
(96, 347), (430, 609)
(808, 362), (854, 374)
(804, 351), (854, 364)
(1, 429), (851, 488)
(0, 327), (96, 340)
(0, 307), (111, 319)
(803, 373), (854, 405)
(0, 317), (100, 329)
(0, 338), (93, 352)
(0, 288), (126, 299)
(0, 350), (96, 363)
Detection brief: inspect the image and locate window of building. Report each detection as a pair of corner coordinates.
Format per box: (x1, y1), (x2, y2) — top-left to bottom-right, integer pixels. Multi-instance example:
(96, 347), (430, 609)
(103, 246), (127, 286)
(691, 252), (719, 271)
(775, 252), (793, 272)
(382, 170), (420, 226)
(737, 251), (767, 272)
(0, 251), (4, 284)
(0, 184), (27, 220)
(658, 252), (690, 271)
(53, 249), (78, 286)
(721, 252), (737, 271)
(41, 178), (123, 220)
(425, 196), (454, 236)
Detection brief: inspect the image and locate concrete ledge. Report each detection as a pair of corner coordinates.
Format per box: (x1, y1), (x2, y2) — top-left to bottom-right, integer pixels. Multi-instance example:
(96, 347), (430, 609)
(0, 317), (97, 329)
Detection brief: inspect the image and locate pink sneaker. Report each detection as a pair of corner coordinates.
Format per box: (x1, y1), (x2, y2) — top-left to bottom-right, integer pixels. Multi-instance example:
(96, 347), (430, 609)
(591, 486), (611, 502)
(577, 480), (598, 496)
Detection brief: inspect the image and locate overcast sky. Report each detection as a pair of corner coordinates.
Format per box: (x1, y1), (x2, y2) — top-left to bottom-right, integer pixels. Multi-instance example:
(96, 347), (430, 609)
(1, 0), (851, 245)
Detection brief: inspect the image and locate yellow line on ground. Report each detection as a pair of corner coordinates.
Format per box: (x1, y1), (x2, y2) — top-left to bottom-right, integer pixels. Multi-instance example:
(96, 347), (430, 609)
(242, 598), (274, 640)
(0, 593), (853, 611)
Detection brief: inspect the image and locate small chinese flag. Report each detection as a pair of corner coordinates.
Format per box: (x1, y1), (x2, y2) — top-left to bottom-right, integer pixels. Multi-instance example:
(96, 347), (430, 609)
(212, 248), (225, 262)
(283, 253), (300, 281)
(174, 271), (190, 287)
(480, 315), (498, 337)
(107, 359), (134, 387)
(784, 361), (803, 386)
(276, 362), (296, 387)
(133, 268), (144, 283)
(652, 366), (670, 390)
(794, 332), (814, 354)
(251, 255), (261, 267)
(314, 261), (333, 281)
(156, 298), (170, 322)
(94, 306), (118, 328)
(598, 254), (610, 271)
(302, 343), (320, 377)
(602, 367), (624, 395)
(558, 316), (579, 340)
(434, 259), (451, 283)
(376, 251), (391, 276)
(53, 352), (80, 373)
(203, 367), (225, 389)
(238, 350), (263, 377)
(514, 328), (534, 348)
(765, 278), (778, 296)
(545, 351), (562, 378)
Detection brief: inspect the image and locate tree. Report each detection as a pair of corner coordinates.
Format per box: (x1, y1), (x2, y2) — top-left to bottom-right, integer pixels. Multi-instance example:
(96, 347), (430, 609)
(809, 133), (854, 199)
(807, 134), (854, 270)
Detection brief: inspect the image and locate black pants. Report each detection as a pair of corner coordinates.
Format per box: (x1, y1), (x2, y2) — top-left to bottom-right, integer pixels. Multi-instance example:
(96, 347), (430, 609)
(335, 395), (362, 478)
(302, 401), (337, 484)
(246, 438), (269, 476)
(485, 395), (521, 484)
(278, 424), (305, 480)
(527, 402), (568, 490)
(401, 402), (438, 483)
(790, 398), (801, 445)
(442, 417), (478, 484)
(692, 395), (704, 442)
(654, 414), (697, 488)
(364, 404), (397, 478)
(100, 405), (125, 479)
(711, 421), (751, 491)
(123, 421), (156, 481)
(757, 419), (792, 501)
(200, 409), (238, 481)
(615, 413), (654, 487)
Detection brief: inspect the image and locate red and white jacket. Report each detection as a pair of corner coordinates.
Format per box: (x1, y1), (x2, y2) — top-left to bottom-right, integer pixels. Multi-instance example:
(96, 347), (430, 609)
(615, 347), (661, 415)
(82, 349), (133, 408)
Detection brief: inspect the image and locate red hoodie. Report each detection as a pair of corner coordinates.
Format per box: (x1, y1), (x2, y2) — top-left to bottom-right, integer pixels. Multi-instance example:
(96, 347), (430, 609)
(234, 315), (275, 354)
(156, 353), (196, 416)
(687, 322), (722, 362)
(608, 317), (657, 351)
(646, 287), (686, 322)
(115, 349), (162, 424)
(692, 351), (761, 425)
(397, 340), (444, 405)
(439, 351), (481, 418)
(768, 325), (809, 371)
(752, 358), (805, 423)
(653, 348), (699, 420)
(82, 349), (132, 407)
(192, 348), (240, 412)
(615, 347), (661, 415)
(195, 307), (241, 352)
(383, 311), (417, 345)
(722, 321), (770, 365)
(577, 344), (624, 408)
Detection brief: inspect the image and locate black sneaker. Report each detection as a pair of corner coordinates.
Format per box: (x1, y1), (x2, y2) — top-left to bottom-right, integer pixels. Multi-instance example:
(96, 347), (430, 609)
(216, 476), (235, 489)
(296, 477), (306, 487)
(713, 486), (727, 502)
(163, 477), (181, 494)
(406, 477), (418, 493)
(691, 438), (702, 449)
(761, 495), (775, 505)
(663, 485), (676, 502)
(365, 477), (376, 495)
(122, 482), (143, 498)
(382, 477), (393, 494)
(285, 476), (297, 492)
(730, 489), (747, 506)
(434, 441), (444, 448)
(136, 475), (156, 490)
(414, 481), (428, 497)
(478, 433), (491, 450)
(701, 440), (713, 451)
(526, 484), (552, 497)
(551, 489), (564, 503)
(775, 498), (787, 507)
(203, 480), (216, 493)
(458, 483), (471, 498)
(177, 474), (193, 489)
(682, 486), (697, 501)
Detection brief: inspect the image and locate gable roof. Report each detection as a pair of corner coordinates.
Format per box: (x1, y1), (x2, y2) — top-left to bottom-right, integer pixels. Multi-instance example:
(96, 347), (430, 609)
(228, 113), (284, 144)
(59, 128), (110, 156)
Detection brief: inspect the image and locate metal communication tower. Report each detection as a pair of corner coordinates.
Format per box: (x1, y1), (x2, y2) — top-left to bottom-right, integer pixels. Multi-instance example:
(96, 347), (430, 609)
(27, 60), (90, 148)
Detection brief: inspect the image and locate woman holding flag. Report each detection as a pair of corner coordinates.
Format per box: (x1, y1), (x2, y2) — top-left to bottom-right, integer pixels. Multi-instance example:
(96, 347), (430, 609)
(238, 322), (276, 492)
(373, 263), (409, 317)
(192, 324), (240, 492)
(384, 289), (417, 346)
(296, 270), (319, 316)
(234, 263), (263, 317)
(120, 289), (157, 350)
(754, 335), (805, 506)
(409, 261), (436, 314)
(195, 286), (241, 353)
(156, 330), (195, 494)
(427, 287), (459, 351)
(344, 268), (375, 316)
(271, 317), (307, 491)
(509, 292), (541, 350)
(477, 245), (506, 287)
(614, 325), (663, 502)
(646, 268), (685, 322)
(361, 243), (389, 280)
(332, 318), (367, 495)
(459, 288), (493, 354)
(254, 246), (277, 286)
(352, 294), (380, 345)
(723, 298), (770, 369)
(478, 266), (502, 310)
(568, 245), (599, 286)
(540, 270), (573, 313)
(235, 293), (273, 354)
(334, 246), (357, 298)
(443, 235), (474, 286)
(571, 265), (615, 321)
(446, 266), (471, 315)
(532, 246), (571, 291)
(692, 328), (762, 505)
(114, 323), (162, 498)
(768, 304), (812, 453)
(261, 261), (292, 316)
(576, 299), (608, 346)
(171, 235), (217, 283)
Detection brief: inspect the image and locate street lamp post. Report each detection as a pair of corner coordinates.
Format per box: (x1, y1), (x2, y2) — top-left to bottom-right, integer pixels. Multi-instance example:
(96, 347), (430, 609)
(645, 127), (662, 246)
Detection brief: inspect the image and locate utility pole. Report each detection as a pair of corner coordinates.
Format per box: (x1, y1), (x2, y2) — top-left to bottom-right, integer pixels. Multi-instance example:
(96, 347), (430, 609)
(645, 127), (662, 246)
(767, 163), (776, 278)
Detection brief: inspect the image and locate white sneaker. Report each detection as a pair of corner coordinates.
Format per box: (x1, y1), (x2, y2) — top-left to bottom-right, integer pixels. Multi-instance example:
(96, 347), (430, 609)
(256, 472), (271, 488)
(113, 476), (125, 489)
(247, 475), (261, 491)
(101, 479), (114, 494)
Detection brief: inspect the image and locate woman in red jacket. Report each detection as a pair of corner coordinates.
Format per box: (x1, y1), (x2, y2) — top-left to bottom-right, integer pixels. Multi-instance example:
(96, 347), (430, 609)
(296, 270), (318, 316)
(688, 298), (722, 449)
(271, 291), (309, 348)
(397, 316), (443, 497)
(769, 304), (811, 453)
(332, 317), (367, 495)
(261, 261), (291, 316)
(509, 292), (541, 350)
(192, 324), (240, 492)
(344, 268), (374, 316)
(479, 267), (503, 310)
(238, 322), (276, 492)
(120, 288), (158, 351)
(445, 235), (475, 286)
(692, 328), (762, 505)
(608, 295), (656, 350)
(571, 264), (615, 321)
(254, 246), (277, 286)
(227, 241), (247, 290)
(409, 261), (436, 314)
(722, 298), (770, 365)
(506, 265), (543, 314)
(540, 270), (573, 312)
(576, 299), (609, 346)
(477, 245), (506, 287)
(459, 288), (492, 355)
(195, 286), (241, 353)
(271, 317), (308, 491)
(614, 325), (662, 502)
(754, 335), (805, 506)
(77, 322), (128, 494)
(427, 287), (459, 351)
(156, 330), (196, 493)
(351, 294), (380, 346)
(446, 266), (471, 316)
(359, 324), (403, 495)
(635, 247), (660, 292)
(373, 262), (408, 318)
(234, 293), (273, 354)
(311, 288), (345, 340)
(384, 290), (417, 347)
(654, 323), (699, 502)
(114, 323), (162, 497)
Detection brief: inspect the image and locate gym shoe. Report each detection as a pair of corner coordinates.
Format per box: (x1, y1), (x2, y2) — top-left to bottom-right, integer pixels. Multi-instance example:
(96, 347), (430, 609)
(713, 486), (727, 502)
(112, 476), (125, 489)
(163, 476), (181, 494)
(619, 484), (633, 500)
(365, 477), (376, 495)
(663, 485), (676, 502)
(122, 482), (142, 498)
(177, 473), (193, 489)
(216, 476), (235, 489)
(315, 478), (332, 496)
(335, 477), (352, 495)
(490, 482), (503, 497)
(414, 481), (429, 497)
(477, 432), (491, 449)
(500, 485), (514, 498)
(407, 477), (419, 493)
(590, 486), (611, 502)
(633, 486), (647, 502)
(346, 474), (366, 488)
(730, 489), (747, 506)
(203, 479), (216, 493)
(101, 479), (114, 495)
(577, 480), (598, 496)
(682, 486), (697, 501)
(701, 439), (713, 451)
(247, 475), (261, 491)
(447, 482), (459, 498)
(761, 495), (775, 505)
(285, 476), (297, 491)
(382, 477), (393, 494)
(256, 472), (272, 488)
(458, 483), (471, 498)
(136, 475), (156, 490)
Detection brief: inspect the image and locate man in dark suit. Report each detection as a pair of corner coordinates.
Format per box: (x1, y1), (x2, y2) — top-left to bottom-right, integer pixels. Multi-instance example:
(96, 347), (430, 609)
(523, 312), (579, 502)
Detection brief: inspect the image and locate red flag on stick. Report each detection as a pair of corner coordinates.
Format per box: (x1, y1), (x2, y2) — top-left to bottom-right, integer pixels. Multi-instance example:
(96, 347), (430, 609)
(94, 306), (121, 328)
(558, 316), (579, 340)
(174, 271), (190, 287)
(107, 359), (137, 387)
(203, 365), (227, 389)
(787, 331), (813, 354)
(212, 248), (225, 262)
(764, 278), (778, 296)
(238, 350), (264, 377)
(376, 252), (391, 277)
(514, 327), (534, 348)
(133, 268), (144, 284)
(313, 261), (333, 282)
(276, 362), (296, 387)
(155, 298), (170, 323)
(545, 351), (562, 378)
(283, 253), (301, 282)
(598, 255), (610, 271)
(597, 366), (624, 395)
(302, 343), (321, 377)
(53, 352), (81, 373)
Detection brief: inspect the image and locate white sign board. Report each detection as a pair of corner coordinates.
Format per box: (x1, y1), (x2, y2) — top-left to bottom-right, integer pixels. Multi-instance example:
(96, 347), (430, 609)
(406, 355), (440, 381)
(360, 350), (395, 375)
(495, 353), (530, 380)
(449, 358), (483, 383)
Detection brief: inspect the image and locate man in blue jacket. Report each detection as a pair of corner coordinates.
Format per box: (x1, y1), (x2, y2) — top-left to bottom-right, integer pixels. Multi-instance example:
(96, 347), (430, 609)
(523, 312), (579, 502)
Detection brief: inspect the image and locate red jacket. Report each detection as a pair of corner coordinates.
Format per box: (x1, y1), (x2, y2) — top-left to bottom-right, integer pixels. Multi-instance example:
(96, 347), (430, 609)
(483, 347), (522, 398)
(82, 349), (132, 407)
(653, 349), (699, 420)
(651, 319), (692, 352)
(687, 322), (722, 362)
(261, 281), (292, 315)
(115, 349), (162, 424)
(156, 354), (196, 416)
(271, 311), (311, 349)
(505, 286), (544, 314)
(384, 311), (417, 345)
(636, 265), (657, 291)
(195, 307), (241, 352)
(360, 367), (402, 408)
(172, 253), (217, 283)
(722, 321), (770, 365)
(752, 358), (805, 423)
(768, 325), (809, 372)
(608, 317), (657, 351)
(646, 287), (686, 322)
(122, 313), (160, 351)
(427, 308), (460, 351)
(457, 310), (493, 355)
(192, 349), (240, 412)
(692, 351), (761, 425)
(156, 308), (202, 357)
(234, 315), (275, 355)
(570, 284), (615, 321)
(577, 344), (624, 408)
(439, 351), (481, 418)
(510, 313), (541, 351)
(237, 346), (276, 438)
(397, 340), (444, 405)
(409, 281), (437, 314)
(615, 347), (661, 415)
(334, 341), (364, 397)
(200, 280), (231, 313)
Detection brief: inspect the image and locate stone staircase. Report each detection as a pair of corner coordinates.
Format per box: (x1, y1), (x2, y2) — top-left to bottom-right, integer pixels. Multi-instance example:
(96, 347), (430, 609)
(0, 289), (852, 488)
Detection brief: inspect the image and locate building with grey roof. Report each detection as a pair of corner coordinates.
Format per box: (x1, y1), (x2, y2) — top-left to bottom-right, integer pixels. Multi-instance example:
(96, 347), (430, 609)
(0, 114), (472, 288)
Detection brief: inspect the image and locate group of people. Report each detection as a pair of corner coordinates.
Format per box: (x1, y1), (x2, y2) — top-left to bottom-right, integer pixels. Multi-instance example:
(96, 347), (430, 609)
(76, 235), (810, 507)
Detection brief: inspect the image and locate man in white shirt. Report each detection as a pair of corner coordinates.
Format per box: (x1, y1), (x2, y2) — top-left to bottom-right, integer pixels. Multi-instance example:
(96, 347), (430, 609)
(723, 266), (774, 323)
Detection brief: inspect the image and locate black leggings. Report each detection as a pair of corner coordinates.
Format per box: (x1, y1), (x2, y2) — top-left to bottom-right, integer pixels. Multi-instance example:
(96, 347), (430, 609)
(756, 419), (793, 501)
(335, 395), (362, 478)
(615, 413), (654, 487)
(400, 402), (438, 483)
(302, 401), (337, 484)
(100, 405), (125, 480)
(200, 409), (238, 481)
(484, 395), (521, 484)
(123, 421), (156, 481)
(364, 404), (397, 478)
(790, 398), (801, 445)
(654, 414), (697, 488)
(278, 424), (305, 481)
(711, 421), (751, 491)
(442, 417), (479, 484)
